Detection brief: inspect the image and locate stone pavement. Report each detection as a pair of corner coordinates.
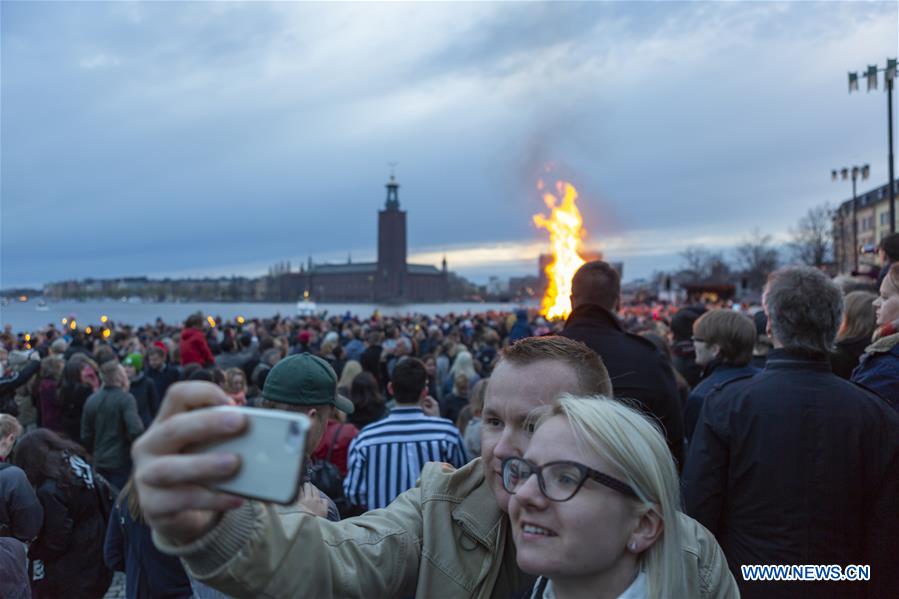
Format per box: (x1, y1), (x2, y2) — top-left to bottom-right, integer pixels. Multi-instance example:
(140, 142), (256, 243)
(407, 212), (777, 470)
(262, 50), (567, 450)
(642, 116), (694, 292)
(104, 571), (126, 599)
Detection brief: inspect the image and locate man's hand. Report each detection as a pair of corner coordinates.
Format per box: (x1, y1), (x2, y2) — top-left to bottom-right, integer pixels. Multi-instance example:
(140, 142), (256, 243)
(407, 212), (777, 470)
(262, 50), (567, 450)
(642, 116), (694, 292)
(131, 381), (248, 546)
(296, 483), (329, 518)
(421, 395), (440, 417)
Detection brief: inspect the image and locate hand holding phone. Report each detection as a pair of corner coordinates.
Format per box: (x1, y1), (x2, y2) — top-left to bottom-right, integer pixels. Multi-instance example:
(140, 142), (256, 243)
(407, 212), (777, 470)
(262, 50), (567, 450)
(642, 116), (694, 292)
(191, 406), (310, 505)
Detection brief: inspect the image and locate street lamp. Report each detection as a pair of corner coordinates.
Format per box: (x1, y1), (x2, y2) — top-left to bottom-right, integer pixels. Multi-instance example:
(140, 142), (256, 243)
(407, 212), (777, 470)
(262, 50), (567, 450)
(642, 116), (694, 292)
(831, 164), (870, 272)
(848, 58), (897, 232)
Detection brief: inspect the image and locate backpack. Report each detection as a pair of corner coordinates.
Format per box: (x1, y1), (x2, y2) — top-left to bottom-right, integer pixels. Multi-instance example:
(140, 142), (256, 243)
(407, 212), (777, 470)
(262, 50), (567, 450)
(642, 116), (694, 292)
(308, 424), (351, 517)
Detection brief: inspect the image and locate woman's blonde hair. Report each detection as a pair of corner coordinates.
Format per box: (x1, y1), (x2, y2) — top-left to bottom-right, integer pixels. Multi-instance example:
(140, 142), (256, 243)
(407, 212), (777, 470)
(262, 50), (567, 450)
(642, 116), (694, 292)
(836, 290), (877, 343)
(338, 360), (362, 391)
(533, 395), (687, 598)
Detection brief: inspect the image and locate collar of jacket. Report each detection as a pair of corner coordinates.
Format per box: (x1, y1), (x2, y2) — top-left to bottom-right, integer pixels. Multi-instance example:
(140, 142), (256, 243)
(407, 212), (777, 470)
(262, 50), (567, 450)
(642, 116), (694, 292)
(763, 348), (831, 372)
(864, 330), (899, 355)
(564, 303), (624, 332)
(450, 468), (505, 551)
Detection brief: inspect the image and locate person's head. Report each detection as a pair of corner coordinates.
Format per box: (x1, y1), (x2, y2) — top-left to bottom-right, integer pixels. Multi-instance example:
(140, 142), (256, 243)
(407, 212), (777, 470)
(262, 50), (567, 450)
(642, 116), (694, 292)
(185, 313), (205, 329)
(122, 353), (143, 378)
(691, 310), (756, 367)
(483, 336), (612, 512)
(49, 338), (68, 356)
(11, 428), (88, 487)
(669, 309), (701, 344)
(763, 266), (843, 352)
(452, 372), (470, 397)
(449, 350), (476, 378)
(259, 353), (355, 455)
(40, 356), (65, 382)
(337, 360), (362, 392)
(874, 263), (899, 328)
(469, 378), (488, 417)
(387, 358), (428, 405)
(836, 291), (878, 342)
(222, 368), (248, 405)
(878, 232), (899, 266)
(506, 396), (685, 598)
(147, 346), (166, 370)
(99, 360), (129, 390)
(0, 414), (23, 459)
(93, 345), (118, 366)
(570, 261), (621, 311)
(350, 372), (383, 414)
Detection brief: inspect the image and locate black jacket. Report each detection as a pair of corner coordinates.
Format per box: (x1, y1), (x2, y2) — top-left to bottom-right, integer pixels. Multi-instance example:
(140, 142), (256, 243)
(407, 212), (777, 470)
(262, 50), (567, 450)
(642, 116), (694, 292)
(683, 348), (899, 599)
(128, 373), (160, 428)
(144, 364), (180, 404)
(560, 304), (685, 467)
(29, 454), (113, 599)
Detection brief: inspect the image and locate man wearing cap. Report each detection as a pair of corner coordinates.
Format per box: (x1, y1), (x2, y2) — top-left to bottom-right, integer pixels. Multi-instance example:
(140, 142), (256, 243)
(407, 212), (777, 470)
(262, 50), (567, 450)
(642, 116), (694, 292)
(257, 353), (356, 522)
(123, 352), (160, 428)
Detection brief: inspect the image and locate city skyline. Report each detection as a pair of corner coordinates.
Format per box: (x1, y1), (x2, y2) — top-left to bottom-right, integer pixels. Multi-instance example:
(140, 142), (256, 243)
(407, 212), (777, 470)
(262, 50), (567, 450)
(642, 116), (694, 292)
(2, 2), (896, 288)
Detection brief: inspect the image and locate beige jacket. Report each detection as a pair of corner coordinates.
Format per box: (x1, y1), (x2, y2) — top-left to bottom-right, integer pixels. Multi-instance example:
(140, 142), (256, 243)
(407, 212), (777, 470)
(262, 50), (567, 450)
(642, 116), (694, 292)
(155, 459), (738, 598)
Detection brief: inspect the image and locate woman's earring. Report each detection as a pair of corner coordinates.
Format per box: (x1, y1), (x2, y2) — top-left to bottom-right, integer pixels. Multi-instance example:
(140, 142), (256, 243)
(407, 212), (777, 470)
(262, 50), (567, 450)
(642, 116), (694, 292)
(628, 541), (637, 551)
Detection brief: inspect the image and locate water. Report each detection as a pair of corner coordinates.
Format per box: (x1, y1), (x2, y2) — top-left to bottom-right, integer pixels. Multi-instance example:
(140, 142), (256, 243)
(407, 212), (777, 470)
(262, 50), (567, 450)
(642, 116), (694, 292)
(1, 299), (535, 331)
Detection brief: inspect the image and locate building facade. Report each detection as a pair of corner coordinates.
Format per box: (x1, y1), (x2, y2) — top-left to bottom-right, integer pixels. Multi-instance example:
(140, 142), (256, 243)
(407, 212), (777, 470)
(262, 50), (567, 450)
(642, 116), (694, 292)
(832, 180), (899, 274)
(294, 176), (449, 303)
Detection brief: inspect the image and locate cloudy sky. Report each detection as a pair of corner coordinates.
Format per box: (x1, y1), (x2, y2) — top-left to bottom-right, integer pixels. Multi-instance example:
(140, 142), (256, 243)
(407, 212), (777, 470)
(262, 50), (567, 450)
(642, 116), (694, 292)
(1, 1), (896, 289)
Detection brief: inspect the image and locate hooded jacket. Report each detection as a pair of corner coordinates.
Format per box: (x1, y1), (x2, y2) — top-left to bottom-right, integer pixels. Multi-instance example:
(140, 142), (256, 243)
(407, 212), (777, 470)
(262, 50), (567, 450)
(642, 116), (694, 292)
(179, 328), (214, 367)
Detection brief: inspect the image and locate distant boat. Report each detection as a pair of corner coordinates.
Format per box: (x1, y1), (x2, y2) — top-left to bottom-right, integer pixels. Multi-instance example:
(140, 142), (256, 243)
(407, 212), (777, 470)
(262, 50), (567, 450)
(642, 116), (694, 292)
(35, 300), (49, 312)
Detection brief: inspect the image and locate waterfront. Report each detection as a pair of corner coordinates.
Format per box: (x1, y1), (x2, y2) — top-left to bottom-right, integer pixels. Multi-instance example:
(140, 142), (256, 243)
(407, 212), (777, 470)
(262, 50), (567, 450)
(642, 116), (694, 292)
(0, 299), (536, 331)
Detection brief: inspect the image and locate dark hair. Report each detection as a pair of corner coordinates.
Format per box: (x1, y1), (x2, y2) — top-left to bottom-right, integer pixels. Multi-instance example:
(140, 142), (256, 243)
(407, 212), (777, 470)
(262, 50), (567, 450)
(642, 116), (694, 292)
(185, 313), (204, 329)
(879, 232), (899, 262)
(391, 358), (428, 404)
(764, 266), (842, 352)
(571, 261), (620, 311)
(670, 310), (701, 342)
(220, 337), (235, 353)
(11, 429), (88, 488)
(500, 336), (612, 396)
(350, 372), (384, 417)
(93, 345), (118, 366)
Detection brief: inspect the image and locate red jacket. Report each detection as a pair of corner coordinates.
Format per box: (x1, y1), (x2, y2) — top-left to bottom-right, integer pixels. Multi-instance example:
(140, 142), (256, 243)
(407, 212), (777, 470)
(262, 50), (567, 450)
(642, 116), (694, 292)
(180, 328), (214, 367)
(312, 420), (359, 477)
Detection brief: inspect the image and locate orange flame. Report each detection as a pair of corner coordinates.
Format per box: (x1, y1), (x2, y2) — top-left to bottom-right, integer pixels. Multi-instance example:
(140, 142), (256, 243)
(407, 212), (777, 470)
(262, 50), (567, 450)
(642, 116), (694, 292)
(532, 180), (587, 320)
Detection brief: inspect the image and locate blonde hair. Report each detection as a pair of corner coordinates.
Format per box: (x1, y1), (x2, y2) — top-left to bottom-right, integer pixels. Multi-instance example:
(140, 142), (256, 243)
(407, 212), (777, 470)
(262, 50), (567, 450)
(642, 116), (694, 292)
(222, 368), (247, 394)
(0, 414), (22, 439)
(338, 360), (362, 391)
(534, 395), (687, 598)
(836, 291), (877, 343)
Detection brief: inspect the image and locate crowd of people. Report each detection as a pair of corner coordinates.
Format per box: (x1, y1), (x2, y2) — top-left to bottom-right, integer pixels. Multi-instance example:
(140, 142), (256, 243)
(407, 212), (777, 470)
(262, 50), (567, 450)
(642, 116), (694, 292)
(1, 236), (898, 598)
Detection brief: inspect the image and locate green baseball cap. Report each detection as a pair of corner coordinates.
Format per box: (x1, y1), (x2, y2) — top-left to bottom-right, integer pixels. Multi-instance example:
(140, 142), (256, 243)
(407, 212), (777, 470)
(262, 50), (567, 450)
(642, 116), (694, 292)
(263, 353), (354, 414)
(123, 353), (143, 371)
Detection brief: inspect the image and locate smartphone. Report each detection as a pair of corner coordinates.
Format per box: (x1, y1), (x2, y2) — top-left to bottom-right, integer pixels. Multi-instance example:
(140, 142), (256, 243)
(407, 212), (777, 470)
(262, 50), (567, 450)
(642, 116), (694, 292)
(191, 406), (310, 505)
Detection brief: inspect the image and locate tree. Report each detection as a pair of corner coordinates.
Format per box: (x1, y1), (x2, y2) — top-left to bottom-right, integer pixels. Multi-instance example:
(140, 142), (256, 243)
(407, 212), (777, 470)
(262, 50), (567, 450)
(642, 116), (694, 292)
(736, 228), (780, 290)
(789, 204), (832, 267)
(679, 246), (711, 281)
(678, 247), (732, 281)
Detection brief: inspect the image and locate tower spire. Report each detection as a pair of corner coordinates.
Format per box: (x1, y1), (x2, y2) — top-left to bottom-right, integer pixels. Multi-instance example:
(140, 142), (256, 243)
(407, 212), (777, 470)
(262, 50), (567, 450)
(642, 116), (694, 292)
(385, 164), (400, 210)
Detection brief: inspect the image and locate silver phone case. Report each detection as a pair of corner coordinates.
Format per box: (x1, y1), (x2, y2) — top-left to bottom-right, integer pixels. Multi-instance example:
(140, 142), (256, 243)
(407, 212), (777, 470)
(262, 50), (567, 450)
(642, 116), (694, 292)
(197, 406), (310, 505)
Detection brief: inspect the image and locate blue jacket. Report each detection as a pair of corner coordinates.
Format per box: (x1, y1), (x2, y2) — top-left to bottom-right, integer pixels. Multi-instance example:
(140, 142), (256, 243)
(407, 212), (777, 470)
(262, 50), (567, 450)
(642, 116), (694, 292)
(104, 493), (193, 599)
(851, 332), (899, 411)
(684, 363), (759, 443)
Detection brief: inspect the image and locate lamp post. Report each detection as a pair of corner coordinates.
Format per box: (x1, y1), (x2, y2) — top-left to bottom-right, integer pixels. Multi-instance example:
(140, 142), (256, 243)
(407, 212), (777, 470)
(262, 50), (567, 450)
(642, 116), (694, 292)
(832, 165), (870, 273)
(848, 58), (897, 233)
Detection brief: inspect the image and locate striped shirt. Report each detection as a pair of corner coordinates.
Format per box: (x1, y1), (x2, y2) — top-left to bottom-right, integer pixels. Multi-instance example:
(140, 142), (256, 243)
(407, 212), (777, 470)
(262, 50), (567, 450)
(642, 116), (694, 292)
(343, 407), (468, 510)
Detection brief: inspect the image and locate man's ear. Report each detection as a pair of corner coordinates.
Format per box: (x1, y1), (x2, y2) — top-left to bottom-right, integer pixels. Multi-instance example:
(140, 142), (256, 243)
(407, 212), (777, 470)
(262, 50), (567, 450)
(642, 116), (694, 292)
(387, 381), (394, 397)
(419, 384), (428, 400)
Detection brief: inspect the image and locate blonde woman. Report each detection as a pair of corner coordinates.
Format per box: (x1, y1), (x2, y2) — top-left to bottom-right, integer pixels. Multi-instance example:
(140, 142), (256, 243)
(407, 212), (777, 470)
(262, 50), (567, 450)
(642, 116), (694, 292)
(831, 290), (877, 379)
(337, 360), (362, 398)
(504, 395), (736, 599)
